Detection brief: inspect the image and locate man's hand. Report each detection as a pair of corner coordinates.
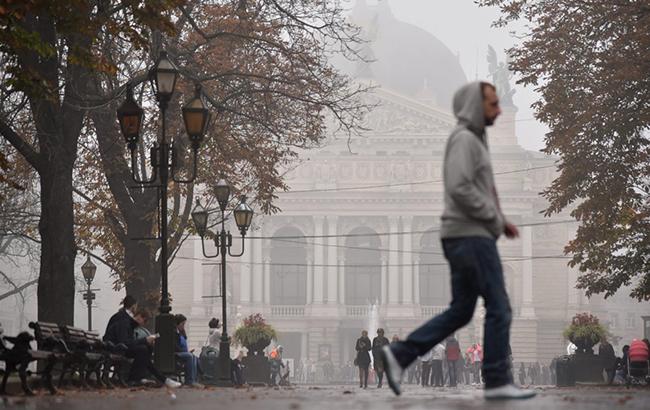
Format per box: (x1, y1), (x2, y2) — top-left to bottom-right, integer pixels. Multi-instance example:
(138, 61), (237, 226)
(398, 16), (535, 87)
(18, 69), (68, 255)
(146, 335), (157, 345)
(504, 222), (519, 239)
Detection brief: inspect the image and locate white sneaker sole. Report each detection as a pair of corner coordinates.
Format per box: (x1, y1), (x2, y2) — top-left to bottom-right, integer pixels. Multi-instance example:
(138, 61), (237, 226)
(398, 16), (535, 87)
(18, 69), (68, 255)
(485, 390), (536, 400)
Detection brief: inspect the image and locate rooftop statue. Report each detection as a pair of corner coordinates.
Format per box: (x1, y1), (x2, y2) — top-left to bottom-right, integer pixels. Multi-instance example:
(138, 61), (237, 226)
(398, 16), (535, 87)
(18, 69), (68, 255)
(487, 45), (516, 107)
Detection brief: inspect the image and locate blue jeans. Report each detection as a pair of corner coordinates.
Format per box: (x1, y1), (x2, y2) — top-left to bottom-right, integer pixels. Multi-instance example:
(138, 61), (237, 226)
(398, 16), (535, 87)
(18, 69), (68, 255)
(390, 237), (513, 388)
(176, 352), (198, 385)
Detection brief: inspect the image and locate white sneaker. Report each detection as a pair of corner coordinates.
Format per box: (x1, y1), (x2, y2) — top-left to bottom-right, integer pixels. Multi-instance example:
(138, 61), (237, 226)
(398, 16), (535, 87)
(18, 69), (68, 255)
(484, 384), (536, 400)
(164, 378), (182, 389)
(381, 345), (404, 396)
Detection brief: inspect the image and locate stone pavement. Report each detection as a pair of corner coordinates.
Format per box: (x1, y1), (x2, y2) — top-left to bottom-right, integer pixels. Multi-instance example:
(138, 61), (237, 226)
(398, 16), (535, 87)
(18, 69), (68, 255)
(1, 384), (648, 410)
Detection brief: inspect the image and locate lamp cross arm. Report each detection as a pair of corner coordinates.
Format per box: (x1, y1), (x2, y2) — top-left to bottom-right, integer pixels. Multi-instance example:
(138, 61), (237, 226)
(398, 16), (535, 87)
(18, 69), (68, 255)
(199, 234), (220, 258)
(227, 235), (246, 257)
(129, 146), (158, 184)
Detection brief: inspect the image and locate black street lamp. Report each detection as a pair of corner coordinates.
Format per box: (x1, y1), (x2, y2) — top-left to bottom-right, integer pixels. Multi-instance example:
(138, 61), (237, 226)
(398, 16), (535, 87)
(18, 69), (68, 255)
(117, 51), (210, 373)
(192, 187), (253, 386)
(80, 256), (98, 331)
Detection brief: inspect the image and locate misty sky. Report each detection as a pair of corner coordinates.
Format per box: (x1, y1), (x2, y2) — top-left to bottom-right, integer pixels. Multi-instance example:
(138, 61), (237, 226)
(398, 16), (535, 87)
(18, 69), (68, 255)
(355, 0), (548, 152)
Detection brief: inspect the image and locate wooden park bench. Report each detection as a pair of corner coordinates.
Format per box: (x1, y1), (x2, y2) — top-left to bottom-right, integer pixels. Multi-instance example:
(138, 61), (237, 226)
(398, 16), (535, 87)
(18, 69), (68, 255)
(58, 325), (106, 389)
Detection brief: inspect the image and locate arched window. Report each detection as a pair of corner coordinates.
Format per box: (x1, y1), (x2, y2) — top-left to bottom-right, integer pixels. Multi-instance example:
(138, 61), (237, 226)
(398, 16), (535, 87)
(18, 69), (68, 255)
(345, 227), (382, 305)
(419, 231), (450, 306)
(202, 264), (233, 302)
(270, 227), (307, 305)
(203, 266), (220, 299)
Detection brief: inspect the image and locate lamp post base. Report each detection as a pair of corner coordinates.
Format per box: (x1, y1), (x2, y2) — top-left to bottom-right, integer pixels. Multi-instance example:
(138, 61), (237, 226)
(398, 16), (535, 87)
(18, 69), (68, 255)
(154, 312), (176, 374)
(216, 339), (232, 387)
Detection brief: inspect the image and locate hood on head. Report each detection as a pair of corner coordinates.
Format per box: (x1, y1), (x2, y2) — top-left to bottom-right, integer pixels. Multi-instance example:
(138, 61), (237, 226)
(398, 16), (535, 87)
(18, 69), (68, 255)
(452, 81), (486, 137)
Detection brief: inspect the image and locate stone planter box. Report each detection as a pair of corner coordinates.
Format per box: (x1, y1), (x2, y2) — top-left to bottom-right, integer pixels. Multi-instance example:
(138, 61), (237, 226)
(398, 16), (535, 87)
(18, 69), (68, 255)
(242, 353), (270, 385)
(571, 352), (604, 383)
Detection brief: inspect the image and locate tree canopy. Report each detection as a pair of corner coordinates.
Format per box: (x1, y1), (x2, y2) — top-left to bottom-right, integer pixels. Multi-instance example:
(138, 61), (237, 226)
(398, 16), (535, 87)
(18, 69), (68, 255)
(72, 0), (369, 310)
(479, 0), (650, 300)
(1, 0), (370, 319)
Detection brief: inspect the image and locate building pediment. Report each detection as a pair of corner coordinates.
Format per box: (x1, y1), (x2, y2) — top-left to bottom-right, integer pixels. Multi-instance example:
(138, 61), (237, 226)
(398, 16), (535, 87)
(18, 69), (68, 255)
(360, 87), (456, 136)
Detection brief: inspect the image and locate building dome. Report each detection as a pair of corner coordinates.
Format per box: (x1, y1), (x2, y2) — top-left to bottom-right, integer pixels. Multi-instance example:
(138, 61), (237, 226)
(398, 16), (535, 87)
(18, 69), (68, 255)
(347, 0), (468, 109)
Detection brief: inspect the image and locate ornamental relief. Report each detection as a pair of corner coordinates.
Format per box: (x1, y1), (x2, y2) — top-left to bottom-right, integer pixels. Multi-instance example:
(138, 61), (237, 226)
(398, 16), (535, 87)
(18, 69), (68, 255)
(362, 105), (452, 135)
(356, 163), (371, 179)
(413, 163), (427, 180)
(374, 163), (389, 179)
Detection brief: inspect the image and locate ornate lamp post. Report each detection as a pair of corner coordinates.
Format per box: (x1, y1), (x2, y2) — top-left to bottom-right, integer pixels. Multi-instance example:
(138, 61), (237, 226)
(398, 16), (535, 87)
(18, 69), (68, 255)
(192, 182), (253, 386)
(80, 256), (98, 331)
(116, 51), (210, 372)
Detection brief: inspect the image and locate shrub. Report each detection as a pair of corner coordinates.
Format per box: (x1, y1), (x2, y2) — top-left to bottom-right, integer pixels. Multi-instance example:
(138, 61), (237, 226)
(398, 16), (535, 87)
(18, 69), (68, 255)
(563, 312), (606, 346)
(233, 313), (277, 348)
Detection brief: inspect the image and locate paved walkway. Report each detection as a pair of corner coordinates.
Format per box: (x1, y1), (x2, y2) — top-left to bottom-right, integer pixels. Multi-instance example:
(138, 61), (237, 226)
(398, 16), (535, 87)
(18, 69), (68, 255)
(1, 384), (648, 410)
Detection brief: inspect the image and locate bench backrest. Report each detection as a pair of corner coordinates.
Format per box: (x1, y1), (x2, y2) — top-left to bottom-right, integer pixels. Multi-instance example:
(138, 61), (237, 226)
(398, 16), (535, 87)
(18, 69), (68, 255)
(60, 325), (89, 347)
(29, 321), (66, 351)
(84, 331), (103, 346)
(60, 325), (106, 352)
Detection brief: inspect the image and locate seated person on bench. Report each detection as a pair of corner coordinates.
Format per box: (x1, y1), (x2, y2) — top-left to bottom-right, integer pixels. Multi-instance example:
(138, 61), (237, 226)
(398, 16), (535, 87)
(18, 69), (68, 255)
(174, 314), (203, 388)
(103, 307), (180, 389)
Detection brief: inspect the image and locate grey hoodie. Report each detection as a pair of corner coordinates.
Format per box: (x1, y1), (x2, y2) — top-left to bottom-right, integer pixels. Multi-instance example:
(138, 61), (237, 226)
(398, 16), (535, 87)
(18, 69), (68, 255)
(440, 82), (505, 239)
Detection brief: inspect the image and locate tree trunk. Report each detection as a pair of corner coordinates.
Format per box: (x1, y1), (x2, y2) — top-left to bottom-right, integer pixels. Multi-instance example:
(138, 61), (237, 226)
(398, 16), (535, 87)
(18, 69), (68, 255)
(123, 224), (161, 317)
(37, 161), (76, 325)
(91, 106), (163, 318)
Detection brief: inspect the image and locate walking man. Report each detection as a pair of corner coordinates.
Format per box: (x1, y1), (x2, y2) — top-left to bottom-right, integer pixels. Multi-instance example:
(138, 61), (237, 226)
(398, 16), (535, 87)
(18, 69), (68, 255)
(381, 81), (536, 400)
(372, 328), (390, 388)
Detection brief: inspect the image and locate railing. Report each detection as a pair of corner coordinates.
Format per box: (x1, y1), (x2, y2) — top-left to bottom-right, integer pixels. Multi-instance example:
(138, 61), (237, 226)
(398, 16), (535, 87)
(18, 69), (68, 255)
(270, 305), (306, 316)
(346, 306), (370, 317)
(420, 305), (446, 317)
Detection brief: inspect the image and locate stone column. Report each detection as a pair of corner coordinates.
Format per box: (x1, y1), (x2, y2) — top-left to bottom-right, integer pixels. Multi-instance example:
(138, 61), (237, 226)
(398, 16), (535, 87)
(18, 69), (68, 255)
(520, 226), (535, 317)
(388, 217), (399, 304)
(327, 216), (338, 303)
(240, 236), (252, 303)
(252, 236), (263, 303)
(306, 256), (314, 304)
(193, 236), (203, 303)
(402, 216), (414, 304)
(313, 216), (324, 303)
(380, 256), (388, 305)
(263, 257), (271, 304)
(413, 256), (421, 305)
(567, 226), (579, 309)
(338, 256), (345, 305)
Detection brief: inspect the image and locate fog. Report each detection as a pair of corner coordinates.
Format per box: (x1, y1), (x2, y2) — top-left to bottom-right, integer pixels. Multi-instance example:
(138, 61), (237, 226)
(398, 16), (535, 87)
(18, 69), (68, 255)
(0, 0), (646, 388)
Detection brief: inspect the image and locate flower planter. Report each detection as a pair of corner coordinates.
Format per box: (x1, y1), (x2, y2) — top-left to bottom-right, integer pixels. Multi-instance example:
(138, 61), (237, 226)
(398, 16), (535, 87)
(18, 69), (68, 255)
(570, 335), (600, 354)
(246, 338), (272, 355)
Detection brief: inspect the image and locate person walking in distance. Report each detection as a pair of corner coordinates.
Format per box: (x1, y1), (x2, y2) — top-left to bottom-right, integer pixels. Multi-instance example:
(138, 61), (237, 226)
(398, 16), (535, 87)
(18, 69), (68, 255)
(372, 328), (390, 388)
(445, 336), (461, 387)
(380, 81), (536, 400)
(355, 330), (371, 388)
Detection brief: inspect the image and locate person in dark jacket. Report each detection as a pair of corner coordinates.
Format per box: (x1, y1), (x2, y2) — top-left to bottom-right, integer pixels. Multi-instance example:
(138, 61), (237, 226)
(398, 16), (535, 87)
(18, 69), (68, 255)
(355, 330), (371, 388)
(598, 338), (616, 384)
(518, 363), (526, 386)
(372, 328), (390, 388)
(104, 308), (180, 388)
(105, 295), (137, 336)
